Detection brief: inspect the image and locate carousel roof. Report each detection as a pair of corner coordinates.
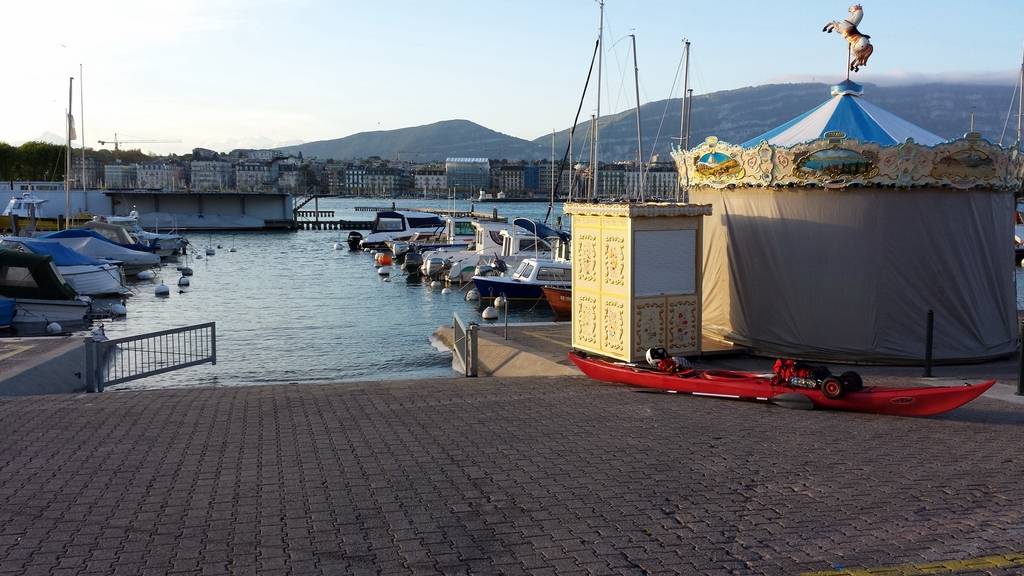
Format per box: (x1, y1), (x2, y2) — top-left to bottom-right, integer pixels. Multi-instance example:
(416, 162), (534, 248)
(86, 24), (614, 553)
(741, 80), (946, 148)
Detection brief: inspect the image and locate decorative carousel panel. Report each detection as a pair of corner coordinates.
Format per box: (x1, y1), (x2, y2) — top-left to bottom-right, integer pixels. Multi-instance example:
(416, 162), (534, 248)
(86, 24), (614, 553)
(601, 297), (628, 357)
(666, 296), (700, 354)
(573, 229), (600, 290)
(633, 298), (666, 357)
(574, 294), (600, 350)
(677, 134), (1021, 191)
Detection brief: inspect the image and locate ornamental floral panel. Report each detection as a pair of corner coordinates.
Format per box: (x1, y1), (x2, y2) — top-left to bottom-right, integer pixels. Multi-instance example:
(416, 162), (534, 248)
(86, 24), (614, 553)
(574, 231), (599, 285)
(633, 300), (666, 356)
(667, 297), (699, 353)
(602, 298), (626, 354)
(602, 234), (627, 288)
(575, 295), (599, 348)
(671, 133), (1023, 191)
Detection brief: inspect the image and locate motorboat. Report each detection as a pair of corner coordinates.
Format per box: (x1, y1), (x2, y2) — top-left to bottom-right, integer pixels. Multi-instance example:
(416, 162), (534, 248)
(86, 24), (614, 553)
(541, 286), (572, 320)
(420, 218), (567, 284)
(1, 237), (128, 296)
(91, 210), (186, 257)
(35, 230), (160, 275)
(2, 192), (47, 220)
(358, 211), (447, 250)
(471, 257), (572, 301)
(0, 248), (90, 325)
(569, 352), (995, 418)
(48, 222), (154, 254)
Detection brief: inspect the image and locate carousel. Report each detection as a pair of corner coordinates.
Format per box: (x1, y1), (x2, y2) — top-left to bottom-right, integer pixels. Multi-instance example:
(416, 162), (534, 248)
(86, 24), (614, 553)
(671, 5), (1024, 363)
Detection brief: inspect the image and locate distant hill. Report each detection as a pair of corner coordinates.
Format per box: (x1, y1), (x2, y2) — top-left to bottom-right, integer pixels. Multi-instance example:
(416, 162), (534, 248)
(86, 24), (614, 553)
(542, 83), (1017, 162)
(280, 83), (1016, 162)
(278, 119), (544, 162)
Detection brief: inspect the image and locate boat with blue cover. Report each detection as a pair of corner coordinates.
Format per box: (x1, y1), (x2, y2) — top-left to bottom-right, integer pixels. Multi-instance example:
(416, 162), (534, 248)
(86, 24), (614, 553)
(472, 257), (571, 301)
(1, 237), (128, 296)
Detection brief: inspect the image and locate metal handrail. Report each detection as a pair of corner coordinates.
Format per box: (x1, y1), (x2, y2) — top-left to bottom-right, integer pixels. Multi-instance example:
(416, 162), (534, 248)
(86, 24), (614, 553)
(86, 322), (216, 392)
(452, 312), (478, 377)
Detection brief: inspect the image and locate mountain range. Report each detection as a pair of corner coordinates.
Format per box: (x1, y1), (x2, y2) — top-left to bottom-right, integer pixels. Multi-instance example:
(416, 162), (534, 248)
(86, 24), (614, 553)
(279, 82), (1017, 162)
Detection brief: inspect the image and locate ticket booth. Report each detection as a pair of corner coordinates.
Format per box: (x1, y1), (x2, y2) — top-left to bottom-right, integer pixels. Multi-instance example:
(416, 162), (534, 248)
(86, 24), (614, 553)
(564, 202), (712, 363)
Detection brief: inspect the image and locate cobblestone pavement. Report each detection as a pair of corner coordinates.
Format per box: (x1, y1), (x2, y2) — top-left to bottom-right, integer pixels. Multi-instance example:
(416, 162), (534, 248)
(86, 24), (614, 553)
(1, 377), (1023, 575)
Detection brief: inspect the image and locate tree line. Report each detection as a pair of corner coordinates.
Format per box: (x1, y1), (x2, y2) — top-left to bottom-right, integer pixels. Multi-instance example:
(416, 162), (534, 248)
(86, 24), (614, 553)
(0, 141), (153, 181)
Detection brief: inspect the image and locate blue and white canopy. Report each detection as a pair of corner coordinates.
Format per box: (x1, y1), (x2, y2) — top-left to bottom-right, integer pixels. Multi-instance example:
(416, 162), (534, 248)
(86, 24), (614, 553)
(741, 80), (945, 148)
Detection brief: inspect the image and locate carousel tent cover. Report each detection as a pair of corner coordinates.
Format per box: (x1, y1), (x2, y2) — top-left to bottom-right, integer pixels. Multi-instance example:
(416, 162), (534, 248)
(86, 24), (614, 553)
(741, 80), (945, 148)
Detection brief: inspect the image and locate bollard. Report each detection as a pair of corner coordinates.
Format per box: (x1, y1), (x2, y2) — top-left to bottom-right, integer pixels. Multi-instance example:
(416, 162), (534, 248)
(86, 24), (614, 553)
(923, 309), (934, 377)
(1018, 320), (1024, 396)
(492, 208), (498, 221)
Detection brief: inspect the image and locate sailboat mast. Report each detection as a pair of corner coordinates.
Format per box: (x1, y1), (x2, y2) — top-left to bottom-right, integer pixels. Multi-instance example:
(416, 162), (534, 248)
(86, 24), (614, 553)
(80, 64), (86, 196)
(65, 76), (73, 229)
(685, 88), (693, 151)
(679, 40), (690, 146)
(589, 114), (596, 199)
(1018, 45), (1023, 146)
(594, 0), (604, 199)
(549, 129), (555, 206)
(630, 34), (644, 202)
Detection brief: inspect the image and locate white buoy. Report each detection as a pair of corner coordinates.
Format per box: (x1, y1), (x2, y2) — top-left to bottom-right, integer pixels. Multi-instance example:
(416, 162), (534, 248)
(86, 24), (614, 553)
(465, 288), (480, 301)
(216, 244), (223, 249)
(494, 295), (507, 308)
(441, 287), (453, 295)
(136, 270), (155, 281)
(370, 249), (378, 255)
(377, 266), (391, 275)
(178, 276), (190, 287)
(430, 280), (442, 289)
(179, 267), (193, 276)
(155, 283), (170, 297)
(46, 321), (62, 334)
(333, 242), (342, 250)
(481, 306), (499, 320)
(109, 303), (127, 316)
(363, 248), (370, 253)
(229, 247), (237, 253)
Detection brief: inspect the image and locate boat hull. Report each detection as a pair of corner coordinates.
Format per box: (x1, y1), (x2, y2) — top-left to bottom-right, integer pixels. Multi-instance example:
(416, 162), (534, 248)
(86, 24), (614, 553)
(472, 276), (569, 300)
(568, 352), (995, 417)
(59, 265), (127, 296)
(542, 286), (572, 320)
(11, 298), (89, 325)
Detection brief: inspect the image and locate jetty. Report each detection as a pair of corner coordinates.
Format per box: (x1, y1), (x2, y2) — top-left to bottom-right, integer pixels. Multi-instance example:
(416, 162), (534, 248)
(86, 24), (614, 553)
(295, 205), (507, 230)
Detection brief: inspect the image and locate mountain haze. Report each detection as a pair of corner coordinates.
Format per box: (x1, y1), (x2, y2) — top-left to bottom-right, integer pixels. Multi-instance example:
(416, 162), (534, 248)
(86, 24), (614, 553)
(281, 83), (1016, 162)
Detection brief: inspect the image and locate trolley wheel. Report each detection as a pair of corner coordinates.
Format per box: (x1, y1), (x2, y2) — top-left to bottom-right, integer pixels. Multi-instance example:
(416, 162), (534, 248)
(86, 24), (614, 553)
(821, 376), (845, 399)
(840, 371), (863, 392)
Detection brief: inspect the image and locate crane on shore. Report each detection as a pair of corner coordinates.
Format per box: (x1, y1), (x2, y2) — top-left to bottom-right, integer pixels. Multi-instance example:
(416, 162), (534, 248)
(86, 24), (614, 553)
(97, 133), (180, 152)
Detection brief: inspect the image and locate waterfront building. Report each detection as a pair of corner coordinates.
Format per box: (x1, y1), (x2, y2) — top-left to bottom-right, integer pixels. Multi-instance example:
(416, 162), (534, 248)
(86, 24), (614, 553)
(537, 162), (572, 197)
(494, 163), (525, 195)
(277, 164), (302, 193)
(70, 155), (102, 190)
(235, 161), (280, 193)
(104, 163), (137, 190)
(446, 158), (490, 193)
(413, 166), (446, 194)
(190, 160), (235, 192)
(138, 162), (188, 191)
(344, 164), (367, 195)
(325, 164), (347, 196)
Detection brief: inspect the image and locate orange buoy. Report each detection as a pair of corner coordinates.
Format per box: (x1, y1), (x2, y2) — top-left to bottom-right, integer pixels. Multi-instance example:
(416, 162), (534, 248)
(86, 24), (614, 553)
(375, 253), (393, 266)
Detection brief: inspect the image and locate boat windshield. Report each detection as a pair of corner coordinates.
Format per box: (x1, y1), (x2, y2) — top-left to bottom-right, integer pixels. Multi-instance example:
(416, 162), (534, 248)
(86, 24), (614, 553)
(536, 267), (567, 282)
(514, 261), (535, 280)
(374, 217), (404, 232)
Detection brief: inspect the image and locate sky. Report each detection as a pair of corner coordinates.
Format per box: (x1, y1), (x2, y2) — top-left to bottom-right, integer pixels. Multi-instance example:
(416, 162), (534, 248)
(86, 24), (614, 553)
(3, 0), (1023, 156)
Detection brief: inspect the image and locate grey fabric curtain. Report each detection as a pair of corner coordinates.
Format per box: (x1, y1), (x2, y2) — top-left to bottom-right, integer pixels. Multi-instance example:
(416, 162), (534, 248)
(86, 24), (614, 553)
(691, 186), (1016, 363)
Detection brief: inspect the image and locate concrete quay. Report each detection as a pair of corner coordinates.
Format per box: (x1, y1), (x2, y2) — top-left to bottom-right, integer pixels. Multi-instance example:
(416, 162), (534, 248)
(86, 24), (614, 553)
(1, 371), (1024, 575)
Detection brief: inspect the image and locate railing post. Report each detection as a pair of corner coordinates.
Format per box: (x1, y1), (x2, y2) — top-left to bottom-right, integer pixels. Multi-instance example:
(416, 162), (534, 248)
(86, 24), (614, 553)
(210, 322), (217, 365)
(84, 339), (96, 393)
(502, 292), (509, 341)
(923, 309), (934, 377)
(1017, 319), (1024, 396)
(467, 322), (478, 377)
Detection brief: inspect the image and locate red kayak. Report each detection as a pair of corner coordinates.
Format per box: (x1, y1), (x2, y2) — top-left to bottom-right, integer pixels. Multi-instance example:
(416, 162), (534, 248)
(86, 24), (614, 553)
(568, 351), (996, 417)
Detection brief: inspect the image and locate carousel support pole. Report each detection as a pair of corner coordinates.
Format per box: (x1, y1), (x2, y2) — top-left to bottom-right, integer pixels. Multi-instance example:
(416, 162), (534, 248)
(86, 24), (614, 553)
(846, 44), (851, 80)
(923, 310), (934, 377)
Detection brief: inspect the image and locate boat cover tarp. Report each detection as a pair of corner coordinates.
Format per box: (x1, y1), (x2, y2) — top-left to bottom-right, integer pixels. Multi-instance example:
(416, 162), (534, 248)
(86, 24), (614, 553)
(690, 186), (1015, 363)
(0, 248), (78, 300)
(2, 238), (107, 266)
(39, 236), (160, 267)
(513, 218), (570, 242)
(41, 228), (153, 253)
(0, 296), (14, 327)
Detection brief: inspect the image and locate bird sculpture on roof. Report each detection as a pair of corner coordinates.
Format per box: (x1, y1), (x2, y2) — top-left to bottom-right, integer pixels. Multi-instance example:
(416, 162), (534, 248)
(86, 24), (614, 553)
(823, 4), (874, 73)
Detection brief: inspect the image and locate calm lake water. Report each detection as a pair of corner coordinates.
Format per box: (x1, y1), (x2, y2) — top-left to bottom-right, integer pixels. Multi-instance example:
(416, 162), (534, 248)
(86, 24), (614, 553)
(101, 198), (565, 390)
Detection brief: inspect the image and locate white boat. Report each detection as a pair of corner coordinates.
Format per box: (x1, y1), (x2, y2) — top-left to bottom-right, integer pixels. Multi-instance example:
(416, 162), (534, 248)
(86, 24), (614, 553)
(420, 218), (567, 284)
(35, 233), (159, 275)
(0, 248), (90, 325)
(2, 192), (48, 219)
(471, 257), (572, 301)
(359, 211), (447, 250)
(1, 238), (128, 296)
(93, 209), (186, 257)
